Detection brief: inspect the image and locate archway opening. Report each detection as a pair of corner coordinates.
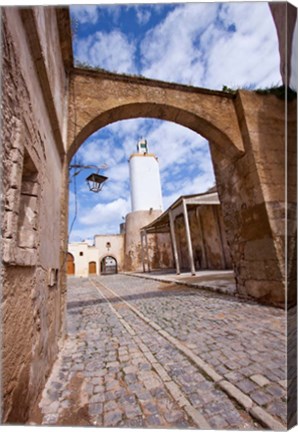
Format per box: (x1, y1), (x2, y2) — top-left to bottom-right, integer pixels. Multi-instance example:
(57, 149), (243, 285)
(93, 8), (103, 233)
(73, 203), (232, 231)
(101, 256), (118, 275)
(67, 115), (233, 277)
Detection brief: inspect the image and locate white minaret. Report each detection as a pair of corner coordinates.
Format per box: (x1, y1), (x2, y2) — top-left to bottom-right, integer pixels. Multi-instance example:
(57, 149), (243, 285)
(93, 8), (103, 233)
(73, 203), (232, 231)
(125, 139), (164, 272)
(129, 139), (163, 212)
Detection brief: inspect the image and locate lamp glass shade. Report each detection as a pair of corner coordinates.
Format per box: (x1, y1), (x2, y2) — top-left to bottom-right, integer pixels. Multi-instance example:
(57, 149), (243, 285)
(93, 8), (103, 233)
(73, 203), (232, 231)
(86, 173), (108, 192)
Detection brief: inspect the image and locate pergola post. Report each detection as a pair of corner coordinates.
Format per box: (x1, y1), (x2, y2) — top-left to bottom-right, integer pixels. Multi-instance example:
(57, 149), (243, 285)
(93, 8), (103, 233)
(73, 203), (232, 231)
(196, 206), (207, 268)
(182, 199), (196, 276)
(140, 230), (146, 273)
(169, 210), (180, 275)
(143, 229), (151, 273)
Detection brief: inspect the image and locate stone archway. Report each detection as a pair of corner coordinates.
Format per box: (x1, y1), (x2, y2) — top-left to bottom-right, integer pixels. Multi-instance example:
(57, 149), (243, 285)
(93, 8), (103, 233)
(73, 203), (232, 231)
(67, 68), (245, 161)
(66, 68), (295, 306)
(101, 256), (118, 275)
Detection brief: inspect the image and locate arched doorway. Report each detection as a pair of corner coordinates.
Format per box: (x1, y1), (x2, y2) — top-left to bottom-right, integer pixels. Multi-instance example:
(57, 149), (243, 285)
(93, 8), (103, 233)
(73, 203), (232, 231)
(89, 261), (97, 275)
(67, 253), (75, 275)
(101, 256), (118, 275)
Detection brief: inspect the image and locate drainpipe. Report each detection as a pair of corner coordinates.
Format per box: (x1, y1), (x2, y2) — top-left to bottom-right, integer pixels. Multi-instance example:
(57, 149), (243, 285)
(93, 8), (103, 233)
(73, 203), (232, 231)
(182, 199), (196, 276)
(169, 210), (180, 275)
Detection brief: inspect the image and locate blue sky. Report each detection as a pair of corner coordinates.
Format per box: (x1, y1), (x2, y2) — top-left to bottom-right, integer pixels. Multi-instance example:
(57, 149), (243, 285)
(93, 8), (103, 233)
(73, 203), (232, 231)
(69, 2), (282, 243)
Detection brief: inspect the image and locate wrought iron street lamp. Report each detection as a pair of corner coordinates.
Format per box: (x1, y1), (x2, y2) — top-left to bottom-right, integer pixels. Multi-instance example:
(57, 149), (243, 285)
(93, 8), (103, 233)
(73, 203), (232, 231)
(69, 163), (108, 193)
(86, 173), (108, 192)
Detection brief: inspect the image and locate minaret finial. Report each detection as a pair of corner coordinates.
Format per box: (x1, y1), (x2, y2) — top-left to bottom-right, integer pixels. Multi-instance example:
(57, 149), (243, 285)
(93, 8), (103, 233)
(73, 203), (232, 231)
(137, 138), (148, 154)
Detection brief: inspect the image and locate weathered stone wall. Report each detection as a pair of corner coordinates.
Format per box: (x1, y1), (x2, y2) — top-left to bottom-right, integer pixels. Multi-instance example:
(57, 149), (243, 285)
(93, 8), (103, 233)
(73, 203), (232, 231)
(174, 206), (232, 271)
(210, 90), (296, 306)
(124, 210), (165, 272)
(148, 233), (174, 271)
(1, 7), (69, 423)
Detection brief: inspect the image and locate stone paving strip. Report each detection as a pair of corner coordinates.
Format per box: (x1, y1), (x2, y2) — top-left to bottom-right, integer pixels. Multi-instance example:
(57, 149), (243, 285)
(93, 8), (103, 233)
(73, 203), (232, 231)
(98, 274), (287, 429)
(90, 279), (262, 430)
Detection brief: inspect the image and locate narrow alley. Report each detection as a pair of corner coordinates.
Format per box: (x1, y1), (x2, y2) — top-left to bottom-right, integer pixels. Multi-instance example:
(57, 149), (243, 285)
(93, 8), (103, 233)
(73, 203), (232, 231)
(31, 275), (286, 429)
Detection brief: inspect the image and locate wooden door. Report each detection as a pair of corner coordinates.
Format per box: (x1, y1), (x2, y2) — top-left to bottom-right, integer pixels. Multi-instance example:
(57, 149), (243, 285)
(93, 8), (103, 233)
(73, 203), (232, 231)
(89, 261), (97, 274)
(67, 253), (75, 275)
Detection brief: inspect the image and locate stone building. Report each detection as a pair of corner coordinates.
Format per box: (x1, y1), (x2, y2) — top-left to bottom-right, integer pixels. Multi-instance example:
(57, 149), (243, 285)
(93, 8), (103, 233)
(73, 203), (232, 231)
(68, 234), (125, 277)
(1, 4), (296, 425)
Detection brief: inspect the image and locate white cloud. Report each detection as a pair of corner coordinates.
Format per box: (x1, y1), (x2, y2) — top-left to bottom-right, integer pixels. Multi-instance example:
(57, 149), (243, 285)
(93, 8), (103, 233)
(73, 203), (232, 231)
(140, 3), (218, 85)
(135, 7), (152, 25)
(71, 6), (100, 25)
(79, 197), (130, 232)
(74, 30), (137, 74)
(77, 135), (124, 168)
(203, 3), (281, 89)
(139, 2), (281, 89)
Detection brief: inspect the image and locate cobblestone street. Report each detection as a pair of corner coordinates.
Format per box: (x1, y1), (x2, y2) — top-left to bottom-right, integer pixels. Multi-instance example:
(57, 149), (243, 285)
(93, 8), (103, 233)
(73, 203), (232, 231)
(32, 274), (286, 429)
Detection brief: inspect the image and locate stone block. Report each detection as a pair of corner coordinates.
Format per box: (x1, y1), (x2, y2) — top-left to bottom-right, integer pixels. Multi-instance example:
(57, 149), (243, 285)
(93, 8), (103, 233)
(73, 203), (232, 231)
(5, 188), (20, 212)
(21, 180), (39, 196)
(2, 238), (15, 264)
(3, 210), (18, 239)
(262, 183), (285, 202)
(18, 227), (37, 249)
(250, 374), (270, 387)
(218, 380), (253, 411)
(244, 238), (277, 261)
(10, 160), (23, 189)
(14, 247), (37, 266)
(245, 280), (285, 304)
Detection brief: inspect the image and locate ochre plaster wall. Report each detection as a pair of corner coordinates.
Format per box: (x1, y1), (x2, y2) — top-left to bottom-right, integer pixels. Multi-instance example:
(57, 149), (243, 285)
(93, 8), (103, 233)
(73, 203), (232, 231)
(1, 8), (68, 423)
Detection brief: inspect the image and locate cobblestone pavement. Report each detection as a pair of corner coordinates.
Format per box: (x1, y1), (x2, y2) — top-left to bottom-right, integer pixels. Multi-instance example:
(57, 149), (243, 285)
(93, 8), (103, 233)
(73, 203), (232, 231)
(34, 275), (286, 429)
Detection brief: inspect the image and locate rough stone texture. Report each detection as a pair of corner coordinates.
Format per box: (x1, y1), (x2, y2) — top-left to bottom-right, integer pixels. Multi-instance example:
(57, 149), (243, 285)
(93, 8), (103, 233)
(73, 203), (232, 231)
(210, 91), (296, 306)
(1, 7), (70, 423)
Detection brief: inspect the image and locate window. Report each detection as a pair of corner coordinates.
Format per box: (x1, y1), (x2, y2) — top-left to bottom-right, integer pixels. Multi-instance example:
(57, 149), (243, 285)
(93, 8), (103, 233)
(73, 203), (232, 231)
(2, 146), (40, 266)
(17, 150), (38, 249)
(79, 251), (83, 256)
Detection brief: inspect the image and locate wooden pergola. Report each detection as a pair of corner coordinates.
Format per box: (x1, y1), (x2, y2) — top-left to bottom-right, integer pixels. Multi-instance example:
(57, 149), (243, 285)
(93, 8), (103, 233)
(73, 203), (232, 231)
(140, 190), (220, 275)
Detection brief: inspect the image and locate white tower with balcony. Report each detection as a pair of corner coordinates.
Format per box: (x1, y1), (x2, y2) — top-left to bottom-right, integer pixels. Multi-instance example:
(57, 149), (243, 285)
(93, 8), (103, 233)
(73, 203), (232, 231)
(129, 139), (163, 212)
(125, 139), (163, 271)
